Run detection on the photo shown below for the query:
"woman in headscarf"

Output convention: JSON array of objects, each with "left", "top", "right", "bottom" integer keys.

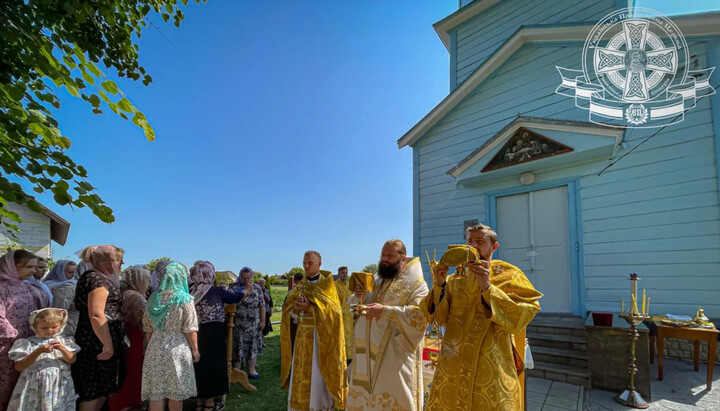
[
  {"left": 229, "top": 267, "right": 265, "bottom": 379},
  {"left": 146, "top": 259, "right": 171, "bottom": 300},
  {"left": 142, "top": 262, "right": 199, "bottom": 411},
  {"left": 71, "top": 245, "right": 126, "bottom": 411},
  {"left": 44, "top": 259, "right": 80, "bottom": 335},
  {"left": 190, "top": 261, "right": 250, "bottom": 411},
  {"left": 25, "top": 256, "right": 52, "bottom": 307},
  {"left": 0, "top": 249, "right": 40, "bottom": 409},
  {"left": 109, "top": 265, "right": 151, "bottom": 411}
]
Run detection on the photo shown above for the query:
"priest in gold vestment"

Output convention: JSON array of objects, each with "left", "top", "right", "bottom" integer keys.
[
  {"left": 335, "top": 266, "right": 354, "bottom": 363},
  {"left": 347, "top": 239, "right": 429, "bottom": 411},
  {"left": 281, "top": 251, "right": 347, "bottom": 411},
  {"left": 421, "top": 224, "right": 542, "bottom": 410}
]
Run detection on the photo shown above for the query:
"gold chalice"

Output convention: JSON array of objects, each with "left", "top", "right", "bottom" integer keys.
[{"left": 349, "top": 271, "right": 374, "bottom": 316}]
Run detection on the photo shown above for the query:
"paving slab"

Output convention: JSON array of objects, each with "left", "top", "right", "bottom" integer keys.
[{"left": 585, "top": 359, "right": 720, "bottom": 410}]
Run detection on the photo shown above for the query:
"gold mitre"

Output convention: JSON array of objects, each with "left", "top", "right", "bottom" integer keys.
[
  {"left": 439, "top": 244, "right": 480, "bottom": 267},
  {"left": 349, "top": 271, "right": 374, "bottom": 290}
]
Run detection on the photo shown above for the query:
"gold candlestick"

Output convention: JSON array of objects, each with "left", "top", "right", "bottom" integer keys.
[{"left": 616, "top": 273, "right": 649, "bottom": 409}]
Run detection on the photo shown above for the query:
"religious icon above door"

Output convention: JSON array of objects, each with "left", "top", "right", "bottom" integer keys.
[{"left": 481, "top": 127, "right": 573, "bottom": 172}]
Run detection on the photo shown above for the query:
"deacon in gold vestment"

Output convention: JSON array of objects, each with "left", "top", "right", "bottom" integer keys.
[
  {"left": 335, "top": 266, "right": 354, "bottom": 362},
  {"left": 348, "top": 240, "right": 429, "bottom": 411},
  {"left": 281, "top": 251, "right": 347, "bottom": 411},
  {"left": 421, "top": 224, "right": 542, "bottom": 411}
]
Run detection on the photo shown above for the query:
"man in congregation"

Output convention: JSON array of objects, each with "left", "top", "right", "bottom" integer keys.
[
  {"left": 347, "top": 239, "right": 428, "bottom": 410},
  {"left": 335, "top": 265, "right": 354, "bottom": 365},
  {"left": 421, "top": 224, "right": 542, "bottom": 410},
  {"left": 281, "top": 251, "right": 346, "bottom": 411}
]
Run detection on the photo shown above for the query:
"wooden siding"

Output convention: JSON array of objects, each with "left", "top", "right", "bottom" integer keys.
[
  {"left": 0, "top": 203, "right": 52, "bottom": 258},
  {"left": 414, "top": 41, "right": 720, "bottom": 318},
  {"left": 454, "top": 0, "right": 616, "bottom": 86}
]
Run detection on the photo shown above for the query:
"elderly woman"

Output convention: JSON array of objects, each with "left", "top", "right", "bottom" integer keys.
[
  {"left": 142, "top": 262, "right": 199, "bottom": 411},
  {"left": 109, "top": 265, "right": 151, "bottom": 411},
  {"left": 230, "top": 267, "right": 265, "bottom": 379},
  {"left": 44, "top": 259, "right": 80, "bottom": 335},
  {"left": 190, "top": 261, "right": 249, "bottom": 411},
  {"left": 0, "top": 250, "right": 40, "bottom": 409},
  {"left": 71, "top": 245, "right": 126, "bottom": 411}
]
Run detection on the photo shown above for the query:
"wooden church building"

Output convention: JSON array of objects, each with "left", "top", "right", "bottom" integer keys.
[{"left": 400, "top": 0, "right": 720, "bottom": 322}]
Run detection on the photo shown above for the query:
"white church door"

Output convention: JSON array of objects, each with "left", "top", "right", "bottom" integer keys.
[{"left": 496, "top": 186, "right": 572, "bottom": 313}]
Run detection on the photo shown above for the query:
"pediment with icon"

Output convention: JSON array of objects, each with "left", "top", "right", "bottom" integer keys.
[{"left": 481, "top": 127, "right": 573, "bottom": 172}]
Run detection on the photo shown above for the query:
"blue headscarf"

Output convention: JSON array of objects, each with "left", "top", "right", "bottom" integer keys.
[
  {"left": 146, "top": 262, "right": 194, "bottom": 330},
  {"left": 43, "top": 259, "right": 77, "bottom": 288}
]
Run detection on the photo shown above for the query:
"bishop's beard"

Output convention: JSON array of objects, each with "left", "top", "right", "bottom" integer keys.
[{"left": 377, "top": 260, "right": 403, "bottom": 279}]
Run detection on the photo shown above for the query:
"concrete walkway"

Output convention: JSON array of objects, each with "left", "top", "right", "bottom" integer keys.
[
  {"left": 527, "top": 377, "right": 584, "bottom": 411},
  {"left": 585, "top": 359, "right": 720, "bottom": 410}
]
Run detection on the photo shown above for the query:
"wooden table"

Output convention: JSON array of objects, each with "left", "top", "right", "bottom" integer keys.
[{"left": 655, "top": 322, "right": 718, "bottom": 390}]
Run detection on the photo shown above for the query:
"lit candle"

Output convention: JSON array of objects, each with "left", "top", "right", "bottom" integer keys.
[{"left": 642, "top": 289, "right": 646, "bottom": 314}]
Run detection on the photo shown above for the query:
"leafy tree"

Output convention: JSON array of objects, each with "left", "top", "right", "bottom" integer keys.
[
  {"left": 362, "top": 263, "right": 378, "bottom": 274},
  {"left": 0, "top": 0, "right": 202, "bottom": 232},
  {"left": 284, "top": 267, "right": 305, "bottom": 277},
  {"left": 147, "top": 256, "right": 171, "bottom": 271}
]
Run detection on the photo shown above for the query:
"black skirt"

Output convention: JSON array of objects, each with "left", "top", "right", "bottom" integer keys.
[{"left": 194, "top": 322, "right": 229, "bottom": 398}]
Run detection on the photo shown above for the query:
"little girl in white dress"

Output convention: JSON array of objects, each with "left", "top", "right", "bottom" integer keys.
[{"left": 8, "top": 308, "right": 80, "bottom": 410}]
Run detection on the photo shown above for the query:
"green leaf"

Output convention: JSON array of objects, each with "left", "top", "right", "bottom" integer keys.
[
  {"left": 28, "top": 123, "right": 45, "bottom": 136},
  {"left": 87, "top": 61, "right": 102, "bottom": 77},
  {"left": 101, "top": 80, "right": 119, "bottom": 94},
  {"left": 88, "top": 94, "right": 101, "bottom": 108},
  {"left": 38, "top": 178, "right": 53, "bottom": 189},
  {"left": 65, "top": 82, "right": 80, "bottom": 97},
  {"left": 117, "top": 98, "right": 134, "bottom": 113},
  {"left": 81, "top": 70, "right": 95, "bottom": 85}
]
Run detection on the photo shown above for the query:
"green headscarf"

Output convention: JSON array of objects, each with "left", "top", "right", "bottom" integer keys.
[{"left": 146, "top": 261, "right": 194, "bottom": 330}]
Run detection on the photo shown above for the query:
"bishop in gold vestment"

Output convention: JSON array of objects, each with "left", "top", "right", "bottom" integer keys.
[
  {"left": 348, "top": 240, "right": 429, "bottom": 411},
  {"left": 421, "top": 225, "right": 542, "bottom": 410},
  {"left": 281, "top": 251, "right": 347, "bottom": 411}
]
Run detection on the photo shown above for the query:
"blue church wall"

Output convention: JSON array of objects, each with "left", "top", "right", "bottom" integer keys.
[{"left": 413, "top": 40, "right": 720, "bottom": 317}]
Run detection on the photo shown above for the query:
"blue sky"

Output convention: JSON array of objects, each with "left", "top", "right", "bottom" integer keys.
[{"left": 35, "top": 0, "right": 720, "bottom": 275}]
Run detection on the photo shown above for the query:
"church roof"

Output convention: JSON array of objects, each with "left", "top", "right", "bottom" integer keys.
[{"left": 398, "top": 12, "right": 720, "bottom": 149}]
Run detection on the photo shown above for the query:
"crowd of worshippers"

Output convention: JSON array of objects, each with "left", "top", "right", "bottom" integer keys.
[
  {"left": 281, "top": 225, "right": 543, "bottom": 411},
  {"left": 0, "top": 245, "right": 273, "bottom": 411}
]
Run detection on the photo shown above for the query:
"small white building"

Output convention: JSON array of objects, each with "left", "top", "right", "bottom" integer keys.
[{"left": 0, "top": 202, "right": 70, "bottom": 258}]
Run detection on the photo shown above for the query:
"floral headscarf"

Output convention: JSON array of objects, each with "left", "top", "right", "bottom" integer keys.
[
  {"left": 122, "top": 265, "right": 151, "bottom": 295},
  {"left": 146, "top": 262, "right": 194, "bottom": 330},
  {"left": 149, "top": 259, "right": 171, "bottom": 293},
  {"left": 43, "top": 259, "right": 77, "bottom": 288},
  {"left": 29, "top": 307, "right": 68, "bottom": 337},
  {"left": 189, "top": 261, "right": 215, "bottom": 304},
  {"left": 0, "top": 251, "right": 24, "bottom": 285}
]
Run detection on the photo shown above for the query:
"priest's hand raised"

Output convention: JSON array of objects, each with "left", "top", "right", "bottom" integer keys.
[
  {"left": 294, "top": 295, "right": 311, "bottom": 312},
  {"left": 363, "top": 303, "right": 383, "bottom": 320},
  {"left": 432, "top": 264, "right": 449, "bottom": 287},
  {"left": 467, "top": 260, "right": 491, "bottom": 291}
]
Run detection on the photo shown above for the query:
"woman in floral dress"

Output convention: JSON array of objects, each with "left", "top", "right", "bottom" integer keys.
[
  {"left": 230, "top": 267, "right": 265, "bottom": 378},
  {"left": 0, "top": 250, "right": 40, "bottom": 409},
  {"left": 142, "top": 262, "right": 199, "bottom": 411}
]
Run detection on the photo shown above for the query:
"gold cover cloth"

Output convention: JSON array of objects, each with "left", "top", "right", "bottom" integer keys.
[
  {"left": 420, "top": 260, "right": 542, "bottom": 410},
  {"left": 281, "top": 271, "right": 347, "bottom": 410},
  {"left": 335, "top": 279, "right": 355, "bottom": 361},
  {"left": 348, "top": 258, "right": 429, "bottom": 411}
]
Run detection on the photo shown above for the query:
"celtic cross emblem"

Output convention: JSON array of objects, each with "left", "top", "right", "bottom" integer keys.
[{"left": 593, "top": 20, "right": 678, "bottom": 102}]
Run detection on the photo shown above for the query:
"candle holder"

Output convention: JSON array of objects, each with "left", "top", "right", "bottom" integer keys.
[
  {"left": 616, "top": 274, "right": 649, "bottom": 409},
  {"left": 424, "top": 322, "right": 443, "bottom": 370}
]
